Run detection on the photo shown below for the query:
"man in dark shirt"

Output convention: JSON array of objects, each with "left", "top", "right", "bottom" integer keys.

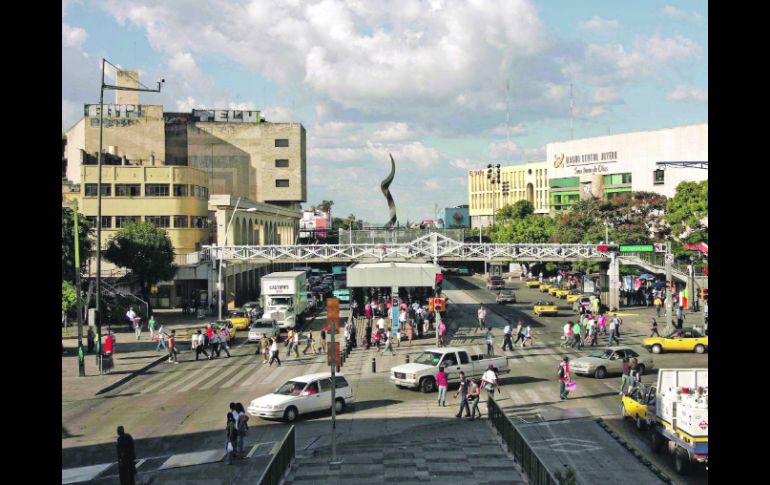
[
  {"left": 454, "top": 371, "right": 471, "bottom": 418},
  {"left": 116, "top": 426, "right": 136, "bottom": 485}
]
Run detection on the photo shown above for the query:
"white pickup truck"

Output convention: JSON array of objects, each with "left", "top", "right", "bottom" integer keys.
[{"left": 390, "top": 347, "right": 510, "bottom": 393}]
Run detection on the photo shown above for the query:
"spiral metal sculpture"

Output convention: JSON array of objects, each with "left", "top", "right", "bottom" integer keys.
[{"left": 380, "top": 153, "right": 398, "bottom": 227}]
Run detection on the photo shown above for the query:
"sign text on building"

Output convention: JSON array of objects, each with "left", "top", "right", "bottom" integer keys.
[
  {"left": 85, "top": 104, "right": 143, "bottom": 118},
  {"left": 192, "top": 109, "right": 262, "bottom": 124}
]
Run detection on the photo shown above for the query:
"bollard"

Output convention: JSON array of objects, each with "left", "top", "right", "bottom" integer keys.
[
  {"left": 372, "top": 357, "right": 376, "bottom": 373},
  {"left": 336, "top": 365, "right": 340, "bottom": 373},
  {"left": 406, "top": 354, "right": 410, "bottom": 363},
  {"left": 341, "top": 351, "right": 345, "bottom": 366}
]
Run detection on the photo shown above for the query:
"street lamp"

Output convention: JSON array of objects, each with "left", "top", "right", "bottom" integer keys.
[
  {"left": 95, "top": 59, "right": 163, "bottom": 374},
  {"left": 218, "top": 197, "right": 257, "bottom": 321}
]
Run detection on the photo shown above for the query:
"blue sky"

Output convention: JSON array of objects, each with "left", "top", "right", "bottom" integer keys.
[{"left": 63, "top": 0, "right": 707, "bottom": 223}]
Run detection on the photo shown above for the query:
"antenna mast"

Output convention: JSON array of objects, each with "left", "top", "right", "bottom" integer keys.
[
  {"left": 506, "top": 79, "right": 511, "bottom": 165},
  {"left": 570, "top": 82, "right": 574, "bottom": 140}
]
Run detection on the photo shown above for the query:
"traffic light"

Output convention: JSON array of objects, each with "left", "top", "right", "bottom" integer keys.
[
  {"left": 502, "top": 181, "right": 510, "bottom": 196},
  {"left": 597, "top": 245, "right": 609, "bottom": 252},
  {"left": 700, "top": 288, "right": 708, "bottom": 300}
]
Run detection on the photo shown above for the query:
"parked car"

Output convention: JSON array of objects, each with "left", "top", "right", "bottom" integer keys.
[
  {"left": 539, "top": 283, "right": 552, "bottom": 293},
  {"left": 525, "top": 278, "right": 540, "bottom": 288},
  {"left": 248, "top": 318, "right": 277, "bottom": 343},
  {"left": 569, "top": 347, "right": 654, "bottom": 379},
  {"left": 457, "top": 267, "right": 471, "bottom": 276},
  {"left": 247, "top": 373, "right": 354, "bottom": 422},
  {"left": 390, "top": 347, "right": 509, "bottom": 392},
  {"left": 496, "top": 290, "right": 517, "bottom": 304},
  {"left": 566, "top": 292, "right": 585, "bottom": 303},
  {"left": 487, "top": 275, "right": 506, "bottom": 291},
  {"left": 642, "top": 328, "right": 708, "bottom": 354}
]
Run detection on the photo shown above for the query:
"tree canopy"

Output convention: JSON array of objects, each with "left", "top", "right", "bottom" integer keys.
[
  {"left": 62, "top": 207, "right": 94, "bottom": 283},
  {"left": 103, "top": 221, "right": 177, "bottom": 313},
  {"left": 666, "top": 181, "right": 708, "bottom": 242},
  {"left": 62, "top": 280, "right": 78, "bottom": 313},
  {"left": 497, "top": 200, "right": 534, "bottom": 221}
]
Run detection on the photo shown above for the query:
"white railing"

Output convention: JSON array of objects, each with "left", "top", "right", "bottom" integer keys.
[{"left": 174, "top": 252, "right": 201, "bottom": 266}]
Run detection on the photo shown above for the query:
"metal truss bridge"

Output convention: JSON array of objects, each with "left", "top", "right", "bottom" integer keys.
[{"left": 202, "top": 232, "right": 667, "bottom": 264}]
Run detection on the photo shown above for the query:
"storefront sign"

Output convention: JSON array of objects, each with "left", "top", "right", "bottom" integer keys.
[{"left": 553, "top": 151, "right": 618, "bottom": 175}]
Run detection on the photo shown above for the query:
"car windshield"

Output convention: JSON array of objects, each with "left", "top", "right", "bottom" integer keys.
[
  {"left": 589, "top": 350, "right": 612, "bottom": 359},
  {"left": 414, "top": 351, "right": 443, "bottom": 365},
  {"left": 251, "top": 322, "right": 274, "bottom": 329},
  {"left": 275, "top": 380, "right": 307, "bottom": 395},
  {"left": 499, "top": 291, "right": 514, "bottom": 296},
  {"left": 229, "top": 312, "right": 246, "bottom": 318}
]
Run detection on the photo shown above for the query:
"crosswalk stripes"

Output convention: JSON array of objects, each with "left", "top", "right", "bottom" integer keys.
[
  {"left": 221, "top": 360, "right": 262, "bottom": 389},
  {"left": 524, "top": 389, "right": 542, "bottom": 404},
  {"left": 199, "top": 360, "right": 256, "bottom": 390},
  {"left": 176, "top": 360, "right": 232, "bottom": 393}
]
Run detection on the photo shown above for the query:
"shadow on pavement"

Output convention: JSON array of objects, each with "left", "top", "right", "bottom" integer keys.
[{"left": 349, "top": 399, "right": 402, "bottom": 412}]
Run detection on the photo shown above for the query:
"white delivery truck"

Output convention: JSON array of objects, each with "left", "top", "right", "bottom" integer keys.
[
  {"left": 390, "top": 347, "right": 509, "bottom": 393},
  {"left": 260, "top": 271, "right": 308, "bottom": 329},
  {"left": 649, "top": 368, "right": 708, "bottom": 475}
]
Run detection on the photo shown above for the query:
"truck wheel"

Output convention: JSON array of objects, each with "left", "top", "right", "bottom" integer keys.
[
  {"left": 695, "top": 344, "right": 706, "bottom": 354},
  {"left": 421, "top": 377, "right": 436, "bottom": 393},
  {"left": 284, "top": 406, "right": 298, "bottom": 423},
  {"left": 675, "top": 447, "right": 693, "bottom": 475},
  {"left": 334, "top": 398, "right": 345, "bottom": 414},
  {"left": 650, "top": 430, "right": 664, "bottom": 454},
  {"left": 594, "top": 367, "right": 607, "bottom": 379},
  {"left": 652, "top": 344, "right": 663, "bottom": 354}
]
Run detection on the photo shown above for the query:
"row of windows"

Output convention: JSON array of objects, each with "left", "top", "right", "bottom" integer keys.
[
  {"left": 603, "top": 173, "right": 632, "bottom": 185},
  {"left": 84, "top": 183, "right": 209, "bottom": 198},
  {"left": 84, "top": 215, "right": 210, "bottom": 229}
]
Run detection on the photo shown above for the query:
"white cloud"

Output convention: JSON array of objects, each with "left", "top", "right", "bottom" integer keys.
[
  {"left": 62, "top": 23, "right": 88, "bottom": 48},
  {"left": 667, "top": 85, "right": 708, "bottom": 103},
  {"left": 579, "top": 16, "right": 619, "bottom": 31},
  {"left": 263, "top": 105, "right": 297, "bottom": 123},
  {"left": 491, "top": 123, "right": 527, "bottom": 136},
  {"left": 62, "top": 99, "right": 83, "bottom": 132},
  {"left": 523, "top": 146, "right": 545, "bottom": 159},
  {"left": 175, "top": 96, "right": 197, "bottom": 112},
  {"left": 371, "top": 122, "right": 416, "bottom": 142},
  {"left": 592, "top": 86, "right": 621, "bottom": 104},
  {"left": 368, "top": 141, "right": 440, "bottom": 169},
  {"left": 662, "top": 5, "right": 703, "bottom": 22},
  {"left": 423, "top": 179, "right": 441, "bottom": 190},
  {"left": 168, "top": 52, "right": 199, "bottom": 77},
  {"left": 488, "top": 141, "right": 523, "bottom": 159},
  {"left": 450, "top": 159, "right": 482, "bottom": 171}
]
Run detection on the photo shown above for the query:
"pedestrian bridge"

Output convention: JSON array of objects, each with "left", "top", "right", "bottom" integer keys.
[{"left": 201, "top": 232, "right": 659, "bottom": 264}]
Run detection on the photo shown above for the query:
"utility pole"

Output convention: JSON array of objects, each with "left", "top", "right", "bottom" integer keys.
[
  {"left": 664, "top": 249, "right": 673, "bottom": 334},
  {"left": 73, "top": 200, "right": 85, "bottom": 377}
]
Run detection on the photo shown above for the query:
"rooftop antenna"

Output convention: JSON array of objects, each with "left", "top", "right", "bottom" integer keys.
[
  {"left": 570, "top": 81, "right": 574, "bottom": 140},
  {"left": 506, "top": 79, "right": 511, "bottom": 165}
]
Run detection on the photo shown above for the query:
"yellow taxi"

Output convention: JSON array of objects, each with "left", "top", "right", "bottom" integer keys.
[
  {"left": 525, "top": 279, "right": 541, "bottom": 288},
  {"left": 556, "top": 288, "right": 572, "bottom": 299},
  {"left": 539, "top": 283, "right": 552, "bottom": 293},
  {"left": 548, "top": 286, "right": 560, "bottom": 296},
  {"left": 533, "top": 300, "right": 558, "bottom": 316},
  {"left": 227, "top": 310, "right": 252, "bottom": 330},
  {"left": 642, "top": 328, "right": 708, "bottom": 354},
  {"left": 566, "top": 291, "right": 585, "bottom": 303},
  {"left": 621, "top": 384, "right": 656, "bottom": 430}
]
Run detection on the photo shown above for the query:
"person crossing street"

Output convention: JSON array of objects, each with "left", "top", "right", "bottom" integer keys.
[
  {"left": 502, "top": 322, "right": 513, "bottom": 351},
  {"left": 477, "top": 304, "right": 487, "bottom": 330}
]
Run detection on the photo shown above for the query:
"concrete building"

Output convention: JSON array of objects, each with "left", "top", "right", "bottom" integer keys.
[
  {"left": 468, "top": 161, "right": 549, "bottom": 228},
  {"left": 546, "top": 124, "right": 708, "bottom": 211},
  {"left": 436, "top": 206, "right": 470, "bottom": 229}
]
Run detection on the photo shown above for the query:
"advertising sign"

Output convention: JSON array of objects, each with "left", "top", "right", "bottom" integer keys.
[
  {"left": 619, "top": 245, "right": 655, "bottom": 253},
  {"left": 326, "top": 298, "right": 339, "bottom": 334}
]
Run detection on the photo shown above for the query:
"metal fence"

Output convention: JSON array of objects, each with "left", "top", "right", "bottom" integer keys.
[
  {"left": 257, "top": 425, "right": 295, "bottom": 485},
  {"left": 339, "top": 228, "right": 469, "bottom": 244},
  {"left": 487, "top": 397, "right": 559, "bottom": 485}
]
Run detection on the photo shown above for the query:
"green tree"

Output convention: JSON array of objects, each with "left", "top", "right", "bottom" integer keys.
[
  {"left": 317, "top": 200, "right": 334, "bottom": 213},
  {"left": 497, "top": 200, "right": 534, "bottom": 221},
  {"left": 62, "top": 280, "right": 79, "bottom": 314},
  {"left": 493, "top": 214, "right": 555, "bottom": 243},
  {"left": 666, "top": 181, "right": 708, "bottom": 242},
  {"left": 103, "top": 222, "right": 177, "bottom": 314},
  {"left": 62, "top": 207, "right": 94, "bottom": 283}
]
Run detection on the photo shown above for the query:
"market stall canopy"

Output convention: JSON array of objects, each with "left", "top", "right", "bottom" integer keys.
[{"left": 347, "top": 262, "right": 441, "bottom": 288}]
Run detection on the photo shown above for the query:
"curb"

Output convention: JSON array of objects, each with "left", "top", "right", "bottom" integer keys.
[
  {"left": 595, "top": 417, "right": 677, "bottom": 485},
  {"left": 95, "top": 354, "right": 169, "bottom": 396}
]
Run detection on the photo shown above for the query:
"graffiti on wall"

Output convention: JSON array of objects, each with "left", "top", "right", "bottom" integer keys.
[
  {"left": 90, "top": 118, "right": 140, "bottom": 128},
  {"left": 85, "top": 104, "right": 144, "bottom": 118},
  {"left": 192, "top": 109, "right": 262, "bottom": 124}
]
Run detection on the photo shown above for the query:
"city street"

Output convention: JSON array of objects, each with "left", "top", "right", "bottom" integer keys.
[{"left": 62, "top": 275, "right": 707, "bottom": 484}]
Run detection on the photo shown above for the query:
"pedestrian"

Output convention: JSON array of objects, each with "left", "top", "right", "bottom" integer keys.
[
  {"left": 416, "top": 307, "right": 424, "bottom": 339},
  {"left": 513, "top": 321, "right": 525, "bottom": 348},
  {"left": 292, "top": 331, "right": 300, "bottom": 358},
  {"left": 654, "top": 295, "right": 663, "bottom": 317},
  {"left": 320, "top": 325, "right": 327, "bottom": 353},
  {"left": 302, "top": 331, "right": 315, "bottom": 355},
  {"left": 620, "top": 355, "right": 630, "bottom": 395},
  {"left": 87, "top": 327, "right": 95, "bottom": 354},
  {"left": 650, "top": 318, "right": 660, "bottom": 337},
  {"left": 438, "top": 320, "right": 447, "bottom": 347},
  {"left": 168, "top": 330, "right": 178, "bottom": 363},
  {"left": 374, "top": 328, "right": 382, "bottom": 350},
  {"left": 598, "top": 313, "right": 607, "bottom": 335},
  {"left": 481, "top": 364, "right": 501, "bottom": 412},
  {"left": 131, "top": 314, "right": 141, "bottom": 340},
  {"left": 572, "top": 321, "right": 583, "bottom": 349},
  {"left": 235, "top": 402, "right": 249, "bottom": 458},
  {"left": 218, "top": 326, "right": 231, "bottom": 357},
  {"left": 502, "top": 322, "right": 513, "bottom": 351},
  {"left": 364, "top": 324, "right": 372, "bottom": 350},
  {"left": 103, "top": 331, "right": 115, "bottom": 374},
  {"left": 607, "top": 318, "right": 617, "bottom": 346},
  {"left": 436, "top": 366, "right": 448, "bottom": 407},
  {"left": 365, "top": 302, "right": 372, "bottom": 323},
  {"left": 195, "top": 330, "right": 210, "bottom": 360},
  {"left": 116, "top": 426, "right": 136, "bottom": 485},
  {"left": 269, "top": 337, "right": 282, "bottom": 366},
  {"left": 676, "top": 305, "right": 685, "bottom": 328},
  {"left": 477, "top": 304, "right": 487, "bottom": 330},
  {"left": 454, "top": 371, "right": 471, "bottom": 418},
  {"left": 286, "top": 328, "right": 295, "bottom": 357},
  {"left": 467, "top": 378, "right": 482, "bottom": 420},
  {"left": 156, "top": 324, "right": 168, "bottom": 352},
  {"left": 210, "top": 330, "right": 221, "bottom": 358},
  {"left": 259, "top": 336, "right": 270, "bottom": 363},
  {"left": 485, "top": 328, "right": 494, "bottom": 356},
  {"left": 558, "top": 357, "right": 571, "bottom": 400},
  {"left": 225, "top": 413, "right": 237, "bottom": 465},
  {"left": 148, "top": 314, "right": 156, "bottom": 341},
  {"left": 523, "top": 324, "right": 533, "bottom": 347},
  {"left": 380, "top": 331, "right": 395, "bottom": 356},
  {"left": 350, "top": 321, "right": 357, "bottom": 349},
  {"left": 593, "top": 297, "right": 600, "bottom": 315},
  {"left": 407, "top": 320, "right": 414, "bottom": 346},
  {"left": 628, "top": 358, "right": 641, "bottom": 393},
  {"left": 126, "top": 307, "right": 136, "bottom": 333},
  {"left": 588, "top": 321, "right": 598, "bottom": 347},
  {"left": 352, "top": 299, "right": 359, "bottom": 319}
]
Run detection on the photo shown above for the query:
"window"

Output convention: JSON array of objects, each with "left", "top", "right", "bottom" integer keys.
[
  {"left": 319, "top": 378, "right": 332, "bottom": 392},
  {"left": 201, "top": 186, "right": 209, "bottom": 198},
  {"left": 84, "top": 184, "right": 111, "bottom": 196},
  {"left": 654, "top": 169, "right": 665, "bottom": 185},
  {"left": 145, "top": 184, "right": 170, "bottom": 197},
  {"left": 276, "top": 179, "right": 290, "bottom": 187},
  {"left": 85, "top": 216, "right": 97, "bottom": 228},
  {"left": 275, "top": 159, "right": 289, "bottom": 168},
  {"left": 622, "top": 173, "right": 632, "bottom": 184},
  {"left": 100, "top": 216, "right": 112, "bottom": 229},
  {"left": 146, "top": 216, "right": 170, "bottom": 228},
  {"left": 115, "top": 184, "right": 141, "bottom": 197},
  {"left": 274, "top": 139, "right": 289, "bottom": 147},
  {"left": 192, "top": 185, "right": 209, "bottom": 198},
  {"left": 174, "top": 216, "right": 189, "bottom": 228},
  {"left": 305, "top": 382, "right": 319, "bottom": 394},
  {"left": 441, "top": 353, "right": 457, "bottom": 367},
  {"left": 549, "top": 177, "right": 579, "bottom": 189},
  {"left": 458, "top": 352, "right": 469, "bottom": 365},
  {"left": 191, "top": 216, "right": 209, "bottom": 228},
  {"left": 173, "top": 184, "right": 189, "bottom": 196},
  {"left": 334, "top": 376, "right": 349, "bottom": 389},
  {"left": 602, "top": 173, "right": 632, "bottom": 185},
  {"left": 115, "top": 216, "right": 140, "bottom": 228}
]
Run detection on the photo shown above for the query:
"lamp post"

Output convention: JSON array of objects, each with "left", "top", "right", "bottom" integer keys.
[
  {"left": 95, "top": 59, "right": 163, "bottom": 374},
  {"left": 218, "top": 197, "right": 257, "bottom": 321}
]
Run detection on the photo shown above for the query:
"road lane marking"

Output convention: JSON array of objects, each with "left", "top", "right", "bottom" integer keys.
[
  {"left": 220, "top": 360, "right": 262, "bottom": 389},
  {"left": 198, "top": 360, "right": 255, "bottom": 390}
]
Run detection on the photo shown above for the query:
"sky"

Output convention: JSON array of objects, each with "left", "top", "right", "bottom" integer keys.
[{"left": 62, "top": 0, "right": 707, "bottom": 224}]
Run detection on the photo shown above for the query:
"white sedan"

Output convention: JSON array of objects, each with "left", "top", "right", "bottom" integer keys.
[{"left": 247, "top": 372, "right": 354, "bottom": 422}]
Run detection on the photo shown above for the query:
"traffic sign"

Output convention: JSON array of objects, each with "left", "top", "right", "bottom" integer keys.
[
  {"left": 699, "top": 420, "right": 708, "bottom": 430},
  {"left": 665, "top": 253, "right": 674, "bottom": 264},
  {"left": 619, "top": 245, "right": 654, "bottom": 252}
]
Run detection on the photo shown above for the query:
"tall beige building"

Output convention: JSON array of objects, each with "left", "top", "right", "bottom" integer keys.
[{"left": 468, "top": 161, "right": 549, "bottom": 228}]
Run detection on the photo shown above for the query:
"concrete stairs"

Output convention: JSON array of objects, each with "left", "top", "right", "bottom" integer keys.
[{"left": 283, "top": 419, "right": 525, "bottom": 485}]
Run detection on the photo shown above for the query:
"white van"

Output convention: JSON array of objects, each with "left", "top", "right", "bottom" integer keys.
[{"left": 247, "top": 372, "right": 354, "bottom": 422}]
